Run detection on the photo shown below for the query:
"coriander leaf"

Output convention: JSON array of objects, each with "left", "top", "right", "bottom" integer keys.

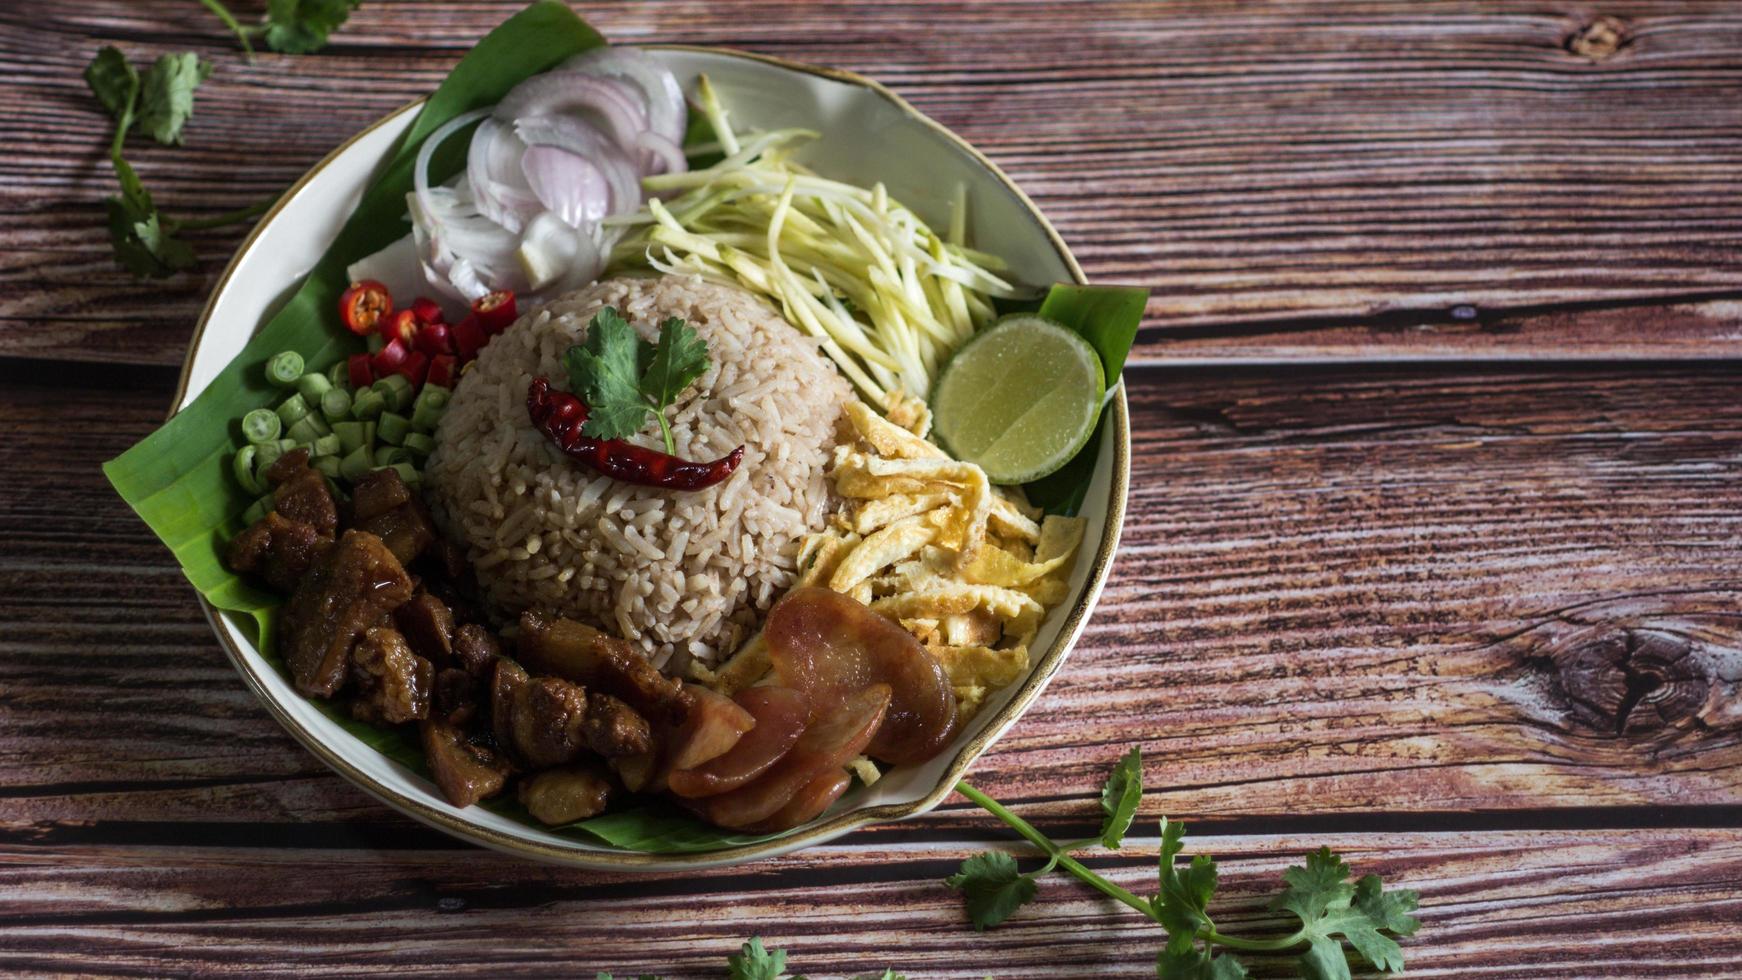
[
  {"left": 638, "top": 316, "right": 709, "bottom": 452},
  {"left": 1156, "top": 947, "right": 1249, "bottom": 980},
  {"left": 263, "top": 0, "right": 362, "bottom": 54},
  {"left": 84, "top": 46, "right": 139, "bottom": 122},
  {"left": 1155, "top": 818, "right": 1217, "bottom": 956},
  {"left": 1273, "top": 848, "right": 1416, "bottom": 979},
  {"left": 1098, "top": 746, "right": 1142, "bottom": 849},
  {"left": 104, "top": 158, "right": 195, "bottom": 279},
  {"left": 640, "top": 317, "right": 710, "bottom": 413},
  {"left": 945, "top": 850, "right": 1038, "bottom": 931},
  {"left": 565, "top": 307, "right": 654, "bottom": 441},
  {"left": 137, "top": 53, "right": 213, "bottom": 146},
  {"left": 726, "top": 937, "right": 787, "bottom": 980},
  {"left": 1352, "top": 873, "right": 1421, "bottom": 939}
]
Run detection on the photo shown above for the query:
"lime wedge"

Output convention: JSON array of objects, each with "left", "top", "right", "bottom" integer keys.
[{"left": 930, "top": 314, "right": 1106, "bottom": 484}]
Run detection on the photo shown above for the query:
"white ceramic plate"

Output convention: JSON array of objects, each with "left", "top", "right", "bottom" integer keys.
[{"left": 177, "top": 46, "right": 1129, "bottom": 869}]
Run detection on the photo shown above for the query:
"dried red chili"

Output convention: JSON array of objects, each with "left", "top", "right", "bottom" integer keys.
[
  {"left": 527, "top": 377, "right": 743, "bottom": 492},
  {"left": 338, "top": 280, "right": 393, "bottom": 336}
]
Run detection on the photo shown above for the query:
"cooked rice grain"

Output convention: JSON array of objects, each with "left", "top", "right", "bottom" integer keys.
[{"left": 424, "top": 275, "right": 851, "bottom": 666}]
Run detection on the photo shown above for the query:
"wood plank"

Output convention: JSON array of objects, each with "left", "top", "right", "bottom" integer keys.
[
  {"left": 2, "top": 828, "right": 1739, "bottom": 977},
  {"left": 6, "top": 361, "right": 1742, "bottom": 833},
  {"left": 6, "top": 2, "right": 1742, "bottom": 366},
  {"left": 1131, "top": 294, "right": 1742, "bottom": 366}
]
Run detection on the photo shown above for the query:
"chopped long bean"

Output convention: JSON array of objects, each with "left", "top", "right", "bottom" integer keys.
[
  {"left": 352, "top": 388, "right": 386, "bottom": 421},
  {"left": 375, "top": 374, "right": 414, "bottom": 411},
  {"left": 377, "top": 411, "right": 411, "bottom": 446},
  {"left": 385, "top": 462, "right": 421, "bottom": 485},
  {"left": 411, "top": 399, "right": 446, "bottom": 432},
  {"left": 286, "top": 413, "right": 329, "bottom": 445},
  {"left": 242, "top": 408, "right": 282, "bottom": 444},
  {"left": 333, "top": 420, "right": 369, "bottom": 455},
  {"left": 294, "top": 371, "right": 332, "bottom": 403},
  {"left": 320, "top": 387, "right": 352, "bottom": 422},
  {"left": 240, "top": 494, "right": 273, "bottom": 526},
  {"left": 339, "top": 445, "right": 373, "bottom": 483},
  {"left": 267, "top": 350, "right": 304, "bottom": 387},
  {"left": 276, "top": 393, "right": 311, "bottom": 426},
  {"left": 231, "top": 446, "right": 263, "bottom": 495},
  {"left": 402, "top": 431, "right": 435, "bottom": 456}
]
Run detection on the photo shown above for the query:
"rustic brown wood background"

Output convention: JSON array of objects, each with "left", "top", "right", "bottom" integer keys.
[{"left": 4, "top": 1, "right": 1742, "bottom": 976}]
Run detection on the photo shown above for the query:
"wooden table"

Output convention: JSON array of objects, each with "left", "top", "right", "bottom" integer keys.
[{"left": 5, "top": 2, "right": 1741, "bottom": 975}]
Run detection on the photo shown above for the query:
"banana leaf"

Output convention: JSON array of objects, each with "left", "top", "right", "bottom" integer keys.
[{"left": 102, "top": 2, "right": 1146, "bottom": 854}]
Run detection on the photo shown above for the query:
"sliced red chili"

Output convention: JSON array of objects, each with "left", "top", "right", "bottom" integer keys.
[
  {"left": 338, "top": 280, "right": 392, "bottom": 336},
  {"left": 414, "top": 321, "right": 453, "bottom": 357},
  {"left": 346, "top": 353, "right": 374, "bottom": 389},
  {"left": 396, "top": 351, "right": 430, "bottom": 388},
  {"left": 527, "top": 377, "right": 743, "bottom": 492},
  {"left": 472, "top": 290, "right": 517, "bottom": 334},
  {"left": 452, "top": 315, "right": 488, "bottom": 362},
  {"left": 409, "top": 297, "right": 445, "bottom": 327},
  {"left": 427, "top": 354, "right": 458, "bottom": 389},
  {"left": 380, "top": 308, "right": 419, "bottom": 346},
  {"left": 372, "top": 336, "right": 410, "bottom": 375}
]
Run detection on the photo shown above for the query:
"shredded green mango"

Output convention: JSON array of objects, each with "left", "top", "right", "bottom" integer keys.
[{"left": 607, "top": 76, "right": 1018, "bottom": 407}]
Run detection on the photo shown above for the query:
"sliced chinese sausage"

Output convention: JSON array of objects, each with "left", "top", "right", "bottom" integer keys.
[
  {"left": 741, "top": 768, "right": 853, "bottom": 834},
  {"left": 765, "top": 586, "right": 957, "bottom": 765},
  {"left": 665, "top": 683, "right": 756, "bottom": 771},
  {"left": 668, "top": 686, "right": 809, "bottom": 799},
  {"left": 695, "top": 683, "right": 891, "bottom": 831}
]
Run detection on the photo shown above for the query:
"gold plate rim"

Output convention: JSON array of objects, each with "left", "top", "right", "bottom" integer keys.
[{"left": 178, "top": 45, "right": 1131, "bottom": 870}]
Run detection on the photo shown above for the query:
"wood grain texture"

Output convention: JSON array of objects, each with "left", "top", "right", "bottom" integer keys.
[
  {"left": 8, "top": 2, "right": 1742, "bottom": 975},
  {"left": 4, "top": 829, "right": 1742, "bottom": 978},
  {"left": 4, "top": 1, "right": 1742, "bottom": 365}
]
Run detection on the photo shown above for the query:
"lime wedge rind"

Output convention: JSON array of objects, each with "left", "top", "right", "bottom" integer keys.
[{"left": 930, "top": 314, "right": 1105, "bottom": 484}]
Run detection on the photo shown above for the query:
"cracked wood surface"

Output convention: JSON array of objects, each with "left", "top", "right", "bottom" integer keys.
[{"left": 5, "top": 0, "right": 1742, "bottom": 976}]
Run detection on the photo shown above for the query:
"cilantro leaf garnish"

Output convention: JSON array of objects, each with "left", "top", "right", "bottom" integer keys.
[
  {"left": 563, "top": 307, "right": 712, "bottom": 453},
  {"left": 944, "top": 850, "right": 1039, "bottom": 931},
  {"left": 1099, "top": 745, "right": 1143, "bottom": 849},
  {"left": 565, "top": 307, "right": 653, "bottom": 441},
  {"left": 726, "top": 937, "right": 787, "bottom": 980},
  {"left": 643, "top": 317, "right": 711, "bottom": 415}
]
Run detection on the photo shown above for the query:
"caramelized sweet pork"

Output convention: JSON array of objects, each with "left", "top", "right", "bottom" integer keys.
[{"left": 227, "top": 470, "right": 967, "bottom": 834}]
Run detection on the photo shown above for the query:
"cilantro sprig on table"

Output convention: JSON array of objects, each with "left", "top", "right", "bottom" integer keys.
[
  {"left": 947, "top": 750, "right": 1422, "bottom": 979},
  {"left": 563, "top": 307, "right": 712, "bottom": 454},
  {"left": 596, "top": 937, "right": 904, "bottom": 980},
  {"left": 83, "top": 46, "right": 274, "bottom": 277},
  {"left": 197, "top": 0, "right": 365, "bottom": 57}
]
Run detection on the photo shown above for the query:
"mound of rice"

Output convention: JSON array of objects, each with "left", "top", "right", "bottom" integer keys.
[{"left": 423, "top": 275, "right": 852, "bottom": 667}]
